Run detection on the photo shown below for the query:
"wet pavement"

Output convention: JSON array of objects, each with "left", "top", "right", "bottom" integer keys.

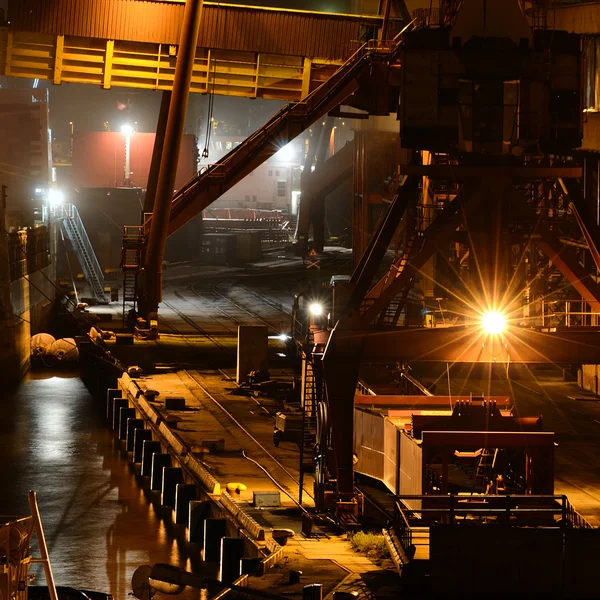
[{"left": 0, "top": 371, "right": 205, "bottom": 599}]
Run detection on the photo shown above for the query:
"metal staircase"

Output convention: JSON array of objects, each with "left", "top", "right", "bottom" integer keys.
[
  {"left": 362, "top": 234, "right": 426, "bottom": 325},
  {"left": 155, "top": 37, "right": 406, "bottom": 237},
  {"left": 53, "top": 203, "right": 107, "bottom": 304}
]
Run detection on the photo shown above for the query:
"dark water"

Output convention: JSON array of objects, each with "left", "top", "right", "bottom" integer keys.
[{"left": 0, "top": 371, "right": 202, "bottom": 599}]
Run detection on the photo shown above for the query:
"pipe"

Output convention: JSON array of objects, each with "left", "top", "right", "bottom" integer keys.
[
  {"left": 144, "top": 0, "right": 204, "bottom": 317},
  {"left": 144, "top": 90, "right": 172, "bottom": 214},
  {"left": 28, "top": 491, "right": 59, "bottom": 600}
]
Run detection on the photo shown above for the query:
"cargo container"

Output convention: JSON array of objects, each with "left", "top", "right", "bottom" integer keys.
[{"left": 199, "top": 233, "right": 238, "bottom": 266}]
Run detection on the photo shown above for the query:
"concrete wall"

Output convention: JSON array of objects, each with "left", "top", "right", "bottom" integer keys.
[
  {"left": 430, "top": 526, "right": 600, "bottom": 599},
  {"left": 580, "top": 364, "right": 599, "bottom": 394},
  {"left": 583, "top": 111, "right": 600, "bottom": 150},
  {"left": 399, "top": 430, "right": 422, "bottom": 510},
  {"left": 236, "top": 325, "right": 268, "bottom": 384}
]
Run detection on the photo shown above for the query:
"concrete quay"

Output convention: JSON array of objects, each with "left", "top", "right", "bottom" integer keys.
[{"left": 111, "top": 367, "right": 395, "bottom": 599}]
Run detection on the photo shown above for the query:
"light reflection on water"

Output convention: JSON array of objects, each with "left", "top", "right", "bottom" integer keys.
[{"left": 0, "top": 371, "right": 205, "bottom": 599}]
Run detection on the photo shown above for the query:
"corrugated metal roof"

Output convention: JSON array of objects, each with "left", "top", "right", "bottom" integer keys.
[{"left": 7, "top": 0, "right": 383, "bottom": 60}]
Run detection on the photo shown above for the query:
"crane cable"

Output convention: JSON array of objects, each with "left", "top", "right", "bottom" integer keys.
[{"left": 202, "top": 3, "right": 221, "bottom": 159}]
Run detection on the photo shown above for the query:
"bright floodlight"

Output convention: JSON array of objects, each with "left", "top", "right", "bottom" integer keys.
[
  {"left": 48, "top": 189, "right": 64, "bottom": 206},
  {"left": 309, "top": 303, "right": 323, "bottom": 316},
  {"left": 121, "top": 124, "right": 134, "bottom": 135},
  {"left": 275, "top": 143, "right": 295, "bottom": 163},
  {"left": 482, "top": 311, "right": 506, "bottom": 335}
]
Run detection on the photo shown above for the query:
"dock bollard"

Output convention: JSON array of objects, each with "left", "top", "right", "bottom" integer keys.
[
  {"left": 175, "top": 484, "right": 196, "bottom": 525},
  {"left": 133, "top": 429, "right": 152, "bottom": 464},
  {"left": 126, "top": 419, "right": 144, "bottom": 452},
  {"left": 241, "top": 558, "right": 262, "bottom": 575},
  {"left": 119, "top": 407, "right": 136, "bottom": 441},
  {"left": 151, "top": 454, "right": 171, "bottom": 491},
  {"left": 141, "top": 440, "right": 161, "bottom": 477},
  {"left": 162, "top": 467, "right": 183, "bottom": 507},
  {"left": 112, "top": 399, "right": 128, "bottom": 431},
  {"left": 203, "top": 519, "right": 227, "bottom": 562},
  {"left": 303, "top": 584, "right": 323, "bottom": 600},
  {"left": 219, "top": 537, "right": 244, "bottom": 582},
  {"left": 106, "top": 389, "right": 121, "bottom": 421},
  {"left": 188, "top": 500, "right": 210, "bottom": 544}
]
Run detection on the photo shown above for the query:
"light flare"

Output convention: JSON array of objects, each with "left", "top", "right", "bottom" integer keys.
[
  {"left": 309, "top": 303, "right": 323, "bottom": 316},
  {"left": 481, "top": 311, "right": 507, "bottom": 335}
]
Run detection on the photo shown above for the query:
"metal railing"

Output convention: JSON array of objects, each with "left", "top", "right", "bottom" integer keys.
[
  {"left": 394, "top": 494, "right": 593, "bottom": 529},
  {"left": 394, "top": 499, "right": 414, "bottom": 550},
  {"left": 541, "top": 299, "right": 600, "bottom": 328}
]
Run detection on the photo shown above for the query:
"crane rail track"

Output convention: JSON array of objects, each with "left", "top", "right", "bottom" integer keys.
[{"left": 158, "top": 293, "right": 315, "bottom": 504}]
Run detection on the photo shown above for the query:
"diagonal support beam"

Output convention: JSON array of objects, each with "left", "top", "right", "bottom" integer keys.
[
  {"left": 536, "top": 227, "right": 600, "bottom": 312},
  {"left": 519, "top": 197, "right": 600, "bottom": 312},
  {"left": 360, "top": 193, "right": 482, "bottom": 326},
  {"left": 346, "top": 176, "right": 419, "bottom": 314},
  {"left": 561, "top": 177, "right": 600, "bottom": 274}
]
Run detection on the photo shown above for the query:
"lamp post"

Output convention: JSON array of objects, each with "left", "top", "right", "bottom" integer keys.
[
  {"left": 121, "top": 124, "right": 134, "bottom": 186},
  {"left": 69, "top": 121, "right": 74, "bottom": 158}
]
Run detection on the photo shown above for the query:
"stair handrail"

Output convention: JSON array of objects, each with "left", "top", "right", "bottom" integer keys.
[
  {"left": 68, "top": 204, "right": 104, "bottom": 286},
  {"left": 59, "top": 203, "right": 106, "bottom": 302},
  {"left": 167, "top": 32, "right": 410, "bottom": 219}
]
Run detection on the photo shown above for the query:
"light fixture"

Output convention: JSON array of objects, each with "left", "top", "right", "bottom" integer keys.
[
  {"left": 48, "top": 189, "right": 64, "bottom": 206},
  {"left": 481, "top": 311, "right": 506, "bottom": 335},
  {"left": 121, "top": 124, "right": 134, "bottom": 135},
  {"left": 309, "top": 303, "right": 323, "bottom": 316}
]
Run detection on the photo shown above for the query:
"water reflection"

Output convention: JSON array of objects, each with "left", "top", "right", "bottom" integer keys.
[{"left": 0, "top": 371, "right": 204, "bottom": 599}]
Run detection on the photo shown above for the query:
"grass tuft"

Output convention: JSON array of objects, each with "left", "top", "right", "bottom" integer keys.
[{"left": 348, "top": 530, "right": 390, "bottom": 560}]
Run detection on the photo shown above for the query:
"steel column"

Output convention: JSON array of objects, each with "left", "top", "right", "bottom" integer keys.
[
  {"left": 310, "top": 117, "right": 334, "bottom": 252},
  {"left": 144, "top": 90, "right": 172, "bottom": 214},
  {"left": 143, "top": 0, "right": 204, "bottom": 317}
]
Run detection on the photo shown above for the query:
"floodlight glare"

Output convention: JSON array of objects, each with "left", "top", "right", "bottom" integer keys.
[
  {"left": 481, "top": 311, "right": 506, "bottom": 335},
  {"left": 309, "top": 303, "right": 323, "bottom": 316},
  {"left": 121, "top": 124, "right": 134, "bottom": 135},
  {"left": 48, "top": 189, "right": 64, "bottom": 206},
  {"left": 275, "top": 143, "right": 295, "bottom": 163}
]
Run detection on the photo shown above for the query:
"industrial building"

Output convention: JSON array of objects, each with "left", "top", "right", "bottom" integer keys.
[{"left": 3, "top": 1, "right": 600, "bottom": 599}]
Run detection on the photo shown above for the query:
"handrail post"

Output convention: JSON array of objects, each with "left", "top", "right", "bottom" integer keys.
[{"left": 28, "top": 491, "right": 58, "bottom": 600}]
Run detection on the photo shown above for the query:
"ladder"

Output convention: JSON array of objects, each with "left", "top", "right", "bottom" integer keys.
[
  {"left": 121, "top": 225, "right": 143, "bottom": 307},
  {"left": 55, "top": 203, "right": 107, "bottom": 304},
  {"left": 300, "top": 353, "right": 321, "bottom": 475},
  {"left": 475, "top": 448, "right": 498, "bottom": 482}
]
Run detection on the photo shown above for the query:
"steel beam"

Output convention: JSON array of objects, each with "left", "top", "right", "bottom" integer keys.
[
  {"left": 2, "top": 28, "right": 342, "bottom": 102},
  {"left": 535, "top": 221, "right": 600, "bottom": 312},
  {"left": 346, "top": 177, "right": 418, "bottom": 317},
  {"left": 335, "top": 325, "right": 600, "bottom": 364},
  {"left": 421, "top": 430, "right": 555, "bottom": 448},
  {"left": 144, "top": 0, "right": 204, "bottom": 316},
  {"left": 166, "top": 74, "right": 363, "bottom": 236},
  {"left": 360, "top": 192, "right": 481, "bottom": 326},
  {"left": 401, "top": 164, "right": 582, "bottom": 179},
  {"left": 563, "top": 177, "right": 600, "bottom": 274}
]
